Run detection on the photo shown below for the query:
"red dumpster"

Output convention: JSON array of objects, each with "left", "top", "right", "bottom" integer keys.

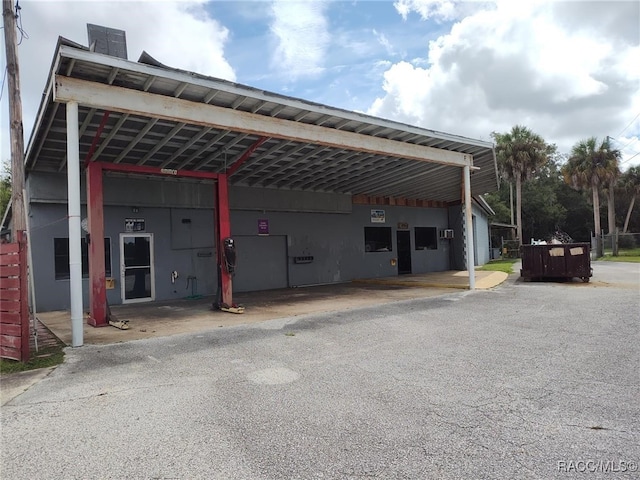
[{"left": 520, "top": 243, "right": 592, "bottom": 282}]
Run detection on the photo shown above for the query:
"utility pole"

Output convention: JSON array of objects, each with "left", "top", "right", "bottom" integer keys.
[{"left": 3, "top": 0, "right": 26, "bottom": 241}]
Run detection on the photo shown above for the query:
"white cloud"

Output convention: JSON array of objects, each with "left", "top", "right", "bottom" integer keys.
[
  {"left": 1, "top": 0, "right": 235, "bottom": 163},
  {"left": 393, "top": 0, "right": 460, "bottom": 21},
  {"left": 269, "top": 0, "right": 330, "bottom": 78},
  {"left": 373, "top": 29, "right": 395, "bottom": 56},
  {"left": 369, "top": 0, "right": 640, "bottom": 166}
]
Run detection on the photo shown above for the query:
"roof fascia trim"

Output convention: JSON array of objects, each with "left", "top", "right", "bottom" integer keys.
[
  {"left": 54, "top": 75, "right": 472, "bottom": 167},
  {"left": 57, "top": 45, "right": 493, "bottom": 150}
]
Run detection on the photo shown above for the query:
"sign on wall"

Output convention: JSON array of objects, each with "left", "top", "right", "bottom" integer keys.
[
  {"left": 125, "top": 218, "right": 145, "bottom": 232},
  {"left": 258, "top": 219, "right": 269, "bottom": 235},
  {"left": 370, "top": 209, "right": 385, "bottom": 223}
]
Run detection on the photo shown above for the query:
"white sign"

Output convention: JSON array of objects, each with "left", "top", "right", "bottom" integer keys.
[
  {"left": 125, "top": 218, "right": 145, "bottom": 232},
  {"left": 370, "top": 209, "right": 385, "bottom": 223}
]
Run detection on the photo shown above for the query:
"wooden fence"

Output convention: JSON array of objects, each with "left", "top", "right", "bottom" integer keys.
[{"left": 0, "top": 240, "right": 29, "bottom": 362}]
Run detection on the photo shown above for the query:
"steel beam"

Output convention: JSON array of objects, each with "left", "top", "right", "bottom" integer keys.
[
  {"left": 227, "top": 136, "right": 268, "bottom": 177},
  {"left": 97, "top": 161, "right": 219, "bottom": 180},
  {"left": 86, "top": 161, "right": 107, "bottom": 327},
  {"left": 84, "top": 111, "right": 111, "bottom": 166}
]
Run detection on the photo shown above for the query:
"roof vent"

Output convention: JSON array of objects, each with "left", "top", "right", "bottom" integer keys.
[{"left": 87, "top": 24, "right": 127, "bottom": 60}]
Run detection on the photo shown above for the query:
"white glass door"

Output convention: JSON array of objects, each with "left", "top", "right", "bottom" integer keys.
[{"left": 120, "top": 233, "right": 155, "bottom": 303}]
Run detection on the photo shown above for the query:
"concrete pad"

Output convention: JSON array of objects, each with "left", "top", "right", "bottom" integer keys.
[
  {"left": 38, "top": 283, "right": 458, "bottom": 346},
  {"left": 354, "top": 270, "right": 508, "bottom": 289},
  {"left": 36, "top": 271, "right": 509, "bottom": 347},
  {"left": 0, "top": 367, "right": 56, "bottom": 406}
]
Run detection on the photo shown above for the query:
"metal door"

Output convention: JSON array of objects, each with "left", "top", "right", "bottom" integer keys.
[
  {"left": 396, "top": 230, "right": 412, "bottom": 274},
  {"left": 120, "top": 233, "right": 155, "bottom": 303}
]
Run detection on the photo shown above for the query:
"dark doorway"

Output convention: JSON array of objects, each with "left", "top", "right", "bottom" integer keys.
[{"left": 396, "top": 230, "right": 412, "bottom": 274}]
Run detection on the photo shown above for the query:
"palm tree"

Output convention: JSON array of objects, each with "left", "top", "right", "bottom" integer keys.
[
  {"left": 620, "top": 166, "right": 640, "bottom": 233},
  {"left": 561, "top": 137, "right": 620, "bottom": 257},
  {"left": 492, "top": 125, "right": 551, "bottom": 246}
]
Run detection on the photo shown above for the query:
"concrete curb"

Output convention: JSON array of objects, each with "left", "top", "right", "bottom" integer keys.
[{"left": 1, "top": 367, "right": 56, "bottom": 406}]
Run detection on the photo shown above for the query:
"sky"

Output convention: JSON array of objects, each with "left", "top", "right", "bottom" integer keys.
[{"left": 1, "top": 0, "right": 639, "bottom": 173}]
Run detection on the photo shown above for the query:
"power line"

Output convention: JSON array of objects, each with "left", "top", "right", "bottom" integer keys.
[
  {"left": 0, "top": 66, "right": 6, "bottom": 102},
  {"left": 616, "top": 111, "right": 640, "bottom": 138},
  {"left": 621, "top": 150, "right": 640, "bottom": 165},
  {"left": 15, "top": 0, "right": 28, "bottom": 45},
  {"left": 616, "top": 136, "right": 638, "bottom": 151}
]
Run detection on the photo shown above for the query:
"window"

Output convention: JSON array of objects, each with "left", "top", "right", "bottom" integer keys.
[
  {"left": 364, "top": 227, "right": 392, "bottom": 252},
  {"left": 54, "top": 237, "right": 112, "bottom": 280},
  {"left": 415, "top": 227, "right": 438, "bottom": 250}
]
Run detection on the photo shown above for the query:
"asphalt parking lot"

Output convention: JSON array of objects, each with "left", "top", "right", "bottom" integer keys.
[{"left": 1, "top": 262, "right": 638, "bottom": 479}]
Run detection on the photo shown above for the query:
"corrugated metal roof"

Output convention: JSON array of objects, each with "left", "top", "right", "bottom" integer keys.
[{"left": 25, "top": 38, "right": 498, "bottom": 203}]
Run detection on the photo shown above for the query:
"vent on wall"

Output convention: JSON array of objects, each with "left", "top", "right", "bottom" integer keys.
[{"left": 439, "top": 229, "right": 454, "bottom": 239}]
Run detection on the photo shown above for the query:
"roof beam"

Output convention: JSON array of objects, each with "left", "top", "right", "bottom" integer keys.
[
  {"left": 136, "top": 122, "right": 186, "bottom": 165},
  {"left": 113, "top": 118, "right": 159, "bottom": 164},
  {"left": 164, "top": 127, "right": 214, "bottom": 169},
  {"left": 54, "top": 75, "right": 471, "bottom": 168},
  {"left": 230, "top": 140, "right": 294, "bottom": 183},
  {"left": 186, "top": 130, "right": 232, "bottom": 170},
  {"left": 196, "top": 133, "right": 249, "bottom": 171},
  {"left": 290, "top": 151, "right": 365, "bottom": 190},
  {"left": 258, "top": 147, "right": 332, "bottom": 186},
  {"left": 57, "top": 107, "right": 97, "bottom": 171},
  {"left": 245, "top": 143, "right": 312, "bottom": 186}
]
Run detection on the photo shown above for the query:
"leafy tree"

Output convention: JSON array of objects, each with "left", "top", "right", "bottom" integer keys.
[
  {"left": 0, "top": 162, "right": 10, "bottom": 223},
  {"left": 485, "top": 157, "right": 591, "bottom": 243},
  {"left": 561, "top": 137, "right": 621, "bottom": 256},
  {"left": 619, "top": 166, "right": 640, "bottom": 233},
  {"left": 520, "top": 161, "right": 567, "bottom": 242},
  {"left": 492, "top": 125, "right": 552, "bottom": 246}
]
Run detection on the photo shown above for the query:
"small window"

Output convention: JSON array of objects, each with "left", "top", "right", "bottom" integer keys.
[
  {"left": 54, "top": 237, "right": 112, "bottom": 280},
  {"left": 364, "top": 227, "right": 392, "bottom": 252},
  {"left": 415, "top": 227, "right": 438, "bottom": 250}
]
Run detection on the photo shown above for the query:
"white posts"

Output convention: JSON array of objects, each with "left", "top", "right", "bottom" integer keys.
[
  {"left": 464, "top": 164, "right": 476, "bottom": 290},
  {"left": 66, "top": 101, "right": 83, "bottom": 347}
]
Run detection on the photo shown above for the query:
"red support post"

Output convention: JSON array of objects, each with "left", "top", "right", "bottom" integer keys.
[
  {"left": 86, "top": 162, "right": 108, "bottom": 327},
  {"left": 216, "top": 174, "right": 233, "bottom": 306}
]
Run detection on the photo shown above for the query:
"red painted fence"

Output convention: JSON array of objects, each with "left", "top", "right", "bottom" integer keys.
[{"left": 0, "top": 240, "right": 29, "bottom": 362}]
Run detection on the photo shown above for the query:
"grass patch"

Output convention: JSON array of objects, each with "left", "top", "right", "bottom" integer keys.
[
  {"left": 600, "top": 248, "right": 640, "bottom": 263},
  {"left": 600, "top": 255, "right": 640, "bottom": 263},
  {"left": 0, "top": 346, "right": 65, "bottom": 376},
  {"left": 478, "top": 258, "right": 519, "bottom": 274}
]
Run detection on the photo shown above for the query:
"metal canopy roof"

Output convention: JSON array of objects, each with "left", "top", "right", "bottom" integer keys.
[{"left": 25, "top": 38, "right": 498, "bottom": 203}]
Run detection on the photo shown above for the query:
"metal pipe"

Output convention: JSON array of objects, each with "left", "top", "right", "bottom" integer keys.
[
  {"left": 464, "top": 164, "right": 475, "bottom": 290},
  {"left": 66, "top": 101, "right": 84, "bottom": 347}
]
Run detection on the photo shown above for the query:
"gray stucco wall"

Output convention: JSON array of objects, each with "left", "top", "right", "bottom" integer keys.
[
  {"left": 447, "top": 205, "right": 465, "bottom": 271},
  {"left": 447, "top": 203, "right": 491, "bottom": 269},
  {"left": 26, "top": 172, "right": 479, "bottom": 311},
  {"left": 473, "top": 204, "right": 491, "bottom": 266}
]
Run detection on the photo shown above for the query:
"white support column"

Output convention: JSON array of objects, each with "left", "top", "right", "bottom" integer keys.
[
  {"left": 464, "top": 164, "right": 476, "bottom": 290},
  {"left": 66, "top": 101, "right": 83, "bottom": 347}
]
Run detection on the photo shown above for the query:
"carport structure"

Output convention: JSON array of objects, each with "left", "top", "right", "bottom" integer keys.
[{"left": 25, "top": 38, "right": 497, "bottom": 346}]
